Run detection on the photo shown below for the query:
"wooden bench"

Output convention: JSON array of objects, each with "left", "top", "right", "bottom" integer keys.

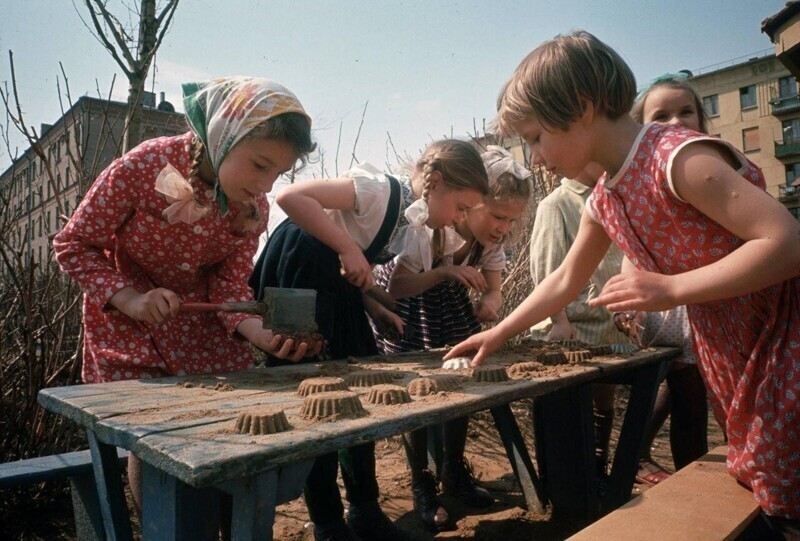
[
  {"left": 567, "top": 446, "right": 761, "bottom": 541},
  {"left": 0, "top": 448, "right": 129, "bottom": 541}
]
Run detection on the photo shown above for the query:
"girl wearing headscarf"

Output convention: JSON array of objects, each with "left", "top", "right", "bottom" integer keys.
[{"left": 55, "top": 76, "right": 320, "bottom": 384}]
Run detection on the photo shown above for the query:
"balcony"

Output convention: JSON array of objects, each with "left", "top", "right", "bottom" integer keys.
[
  {"left": 775, "top": 139, "right": 800, "bottom": 158},
  {"left": 770, "top": 95, "right": 800, "bottom": 115}
]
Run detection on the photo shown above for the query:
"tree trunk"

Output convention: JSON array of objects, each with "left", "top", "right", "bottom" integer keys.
[{"left": 122, "top": 0, "right": 157, "bottom": 152}]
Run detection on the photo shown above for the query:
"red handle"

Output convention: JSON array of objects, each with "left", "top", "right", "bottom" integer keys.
[{"left": 180, "top": 302, "right": 228, "bottom": 312}]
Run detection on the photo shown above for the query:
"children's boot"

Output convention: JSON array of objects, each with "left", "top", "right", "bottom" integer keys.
[
  {"left": 440, "top": 457, "right": 493, "bottom": 508},
  {"left": 312, "top": 520, "right": 362, "bottom": 541},
  {"left": 346, "top": 500, "right": 410, "bottom": 541},
  {"left": 411, "top": 468, "right": 452, "bottom": 532}
]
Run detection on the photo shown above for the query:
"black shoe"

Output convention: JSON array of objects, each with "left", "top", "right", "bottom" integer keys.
[
  {"left": 313, "top": 520, "right": 362, "bottom": 541},
  {"left": 441, "top": 458, "right": 493, "bottom": 509},
  {"left": 411, "top": 469, "right": 452, "bottom": 532},
  {"left": 346, "top": 501, "right": 409, "bottom": 541}
]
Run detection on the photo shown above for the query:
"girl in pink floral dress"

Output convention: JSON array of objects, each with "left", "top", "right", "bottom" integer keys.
[
  {"left": 55, "top": 77, "right": 320, "bottom": 384},
  {"left": 54, "top": 77, "right": 321, "bottom": 521},
  {"left": 447, "top": 31, "right": 800, "bottom": 536}
]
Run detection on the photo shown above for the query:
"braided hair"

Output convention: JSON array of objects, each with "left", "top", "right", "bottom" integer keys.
[{"left": 414, "top": 139, "right": 489, "bottom": 262}]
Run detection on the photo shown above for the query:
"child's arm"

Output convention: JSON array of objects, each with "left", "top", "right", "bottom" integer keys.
[
  {"left": 592, "top": 142, "right": 800, "bottom": 311},
  {"left": 445, "top": 214, "right": 612, "bottom": 366},
  {"left": 473, "top": 268, "right": 502, "bottom": 322},
  {"left": 276, "top": 179, "right": 373, "bottom": 289},
  {"left": 387, "top": 261, "right": 487, "bottom": 299},
  {"left": 362, "top": 292, "right": 405, "bottom": 338}
]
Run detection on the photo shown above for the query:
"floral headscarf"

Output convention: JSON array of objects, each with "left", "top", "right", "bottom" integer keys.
[{"left": 182, "top": 76, "right": 310, "bottom": 214}]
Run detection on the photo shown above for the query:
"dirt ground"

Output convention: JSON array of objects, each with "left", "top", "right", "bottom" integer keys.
[{"left": 270, "top": 393, "right": 726, "bottom": 541}]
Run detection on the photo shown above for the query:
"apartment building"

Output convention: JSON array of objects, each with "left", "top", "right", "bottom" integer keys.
[
  {"left": 688, "top": 52, "right": 800, "bottom": 218},
  {"left": 0, "top": 93, "right": 186, "bottom": 266}
]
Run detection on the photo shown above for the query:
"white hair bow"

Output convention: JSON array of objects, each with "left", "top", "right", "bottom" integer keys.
[{"left": 482, "top": 145, "right": 531, "bottom": 183}]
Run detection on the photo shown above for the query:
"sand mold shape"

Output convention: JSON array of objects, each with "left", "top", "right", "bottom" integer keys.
[
  {"left": 507, "top": 361, "right": 546, "bottom": 378},
  {"left": 469, "top": 365, "right": 509, "bottom": 382},
  {"left": 407, "top": 374, "right": 462, "bottom": 396},
  {"left": 366, "top": 384, "right": 412, "bottom": 405},
  {"left": 441, "top": 357, "right": 471, "bottom": 370},
  {"left": 564, "top": 349, "right": 593, "bottom": 363},
  {"left": 300, "top": 391, "right": 366, "bottom": 421},
  {"left": 345, "top": 370, "right": 395, "bottom": 387},
  {"left": 536, "top": 351, "right": 568, "bottom": 365},
  {"left": 234, "top": 407, "right": 290, "bottom": 435},
  {"left": 297, "top": 376, "right": 347, "bottom": 397}
]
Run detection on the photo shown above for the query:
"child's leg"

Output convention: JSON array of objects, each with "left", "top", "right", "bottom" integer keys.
[
  {"left": 441, "top": 417, "right": 493, "bottom": 508},
  {"left": 593, "top": 383, "right": 616, "bottom": 478},
  {"left": 341, "top": 443, "right": 409, "bottom": 540},
  {"left": 640, "top": 380, "right": 671, "bottom": 461},
  {"left": 402, "top": 429, "right": 451, "bottom": 532},
  {"left": 303, "top": 453, "right": 346, "bottom": 527},
  {"left": 635, "top": 379, "right": 673, "bottom": 484},
  {"left": 666, "top": 363, "right": 708, "bottom": 469},
  {"left": 339, "top": 442, "right": 379, "bottom": 505}
]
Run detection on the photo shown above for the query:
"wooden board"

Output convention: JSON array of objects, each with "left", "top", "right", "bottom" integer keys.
[{"left": 567, "top": 446, "right": 761, "bottom": 541}]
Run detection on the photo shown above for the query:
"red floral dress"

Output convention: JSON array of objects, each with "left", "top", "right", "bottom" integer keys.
[
  {"left": 589, "top": 123, "right": 800, "bottom": 519},
  {"left": 54, "top": 132, "right": 268, "bottom": 383}
]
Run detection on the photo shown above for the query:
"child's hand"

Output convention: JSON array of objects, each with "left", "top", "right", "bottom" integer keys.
[
  {"left": 443, "top": 328, "right": 505, "bottom": 367},
  {"left": 440, "top": 266, "right": 487, "bottom": 293},
  {"left": 589, "top": 269, "right": 677, "bottom": 312},
  {"left": 548, "top": 319, "right": 574, "bottom": 341},
  {"left": 237, "top": 319, "right": 323, "bottom": 362},
  {"left": 373, "top": 309, "right": 406, "bottom": 341},
  {"left": 473, "top": 300, "right": 499, "bottom": 323},
  {"left": 613, "top": 311, "right": 645, "bottom": 348},
  {"left": 110, "top": 286, "right": 180, "bottom": 324},
  {"left": 339, "top": 247, "right": 373, "bottom": 290}
]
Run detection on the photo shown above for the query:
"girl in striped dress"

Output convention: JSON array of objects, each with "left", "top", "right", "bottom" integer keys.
[
  {"left": 250, "top": 139, "right": 489, "bottom": 541},
  {"left": 373, "top": 146, "right": 531, "bottom": 532}
]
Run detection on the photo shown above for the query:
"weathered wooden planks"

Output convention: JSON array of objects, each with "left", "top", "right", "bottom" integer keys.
[{"left": 39, "top": 347, "right": 678, "bottom": 488}]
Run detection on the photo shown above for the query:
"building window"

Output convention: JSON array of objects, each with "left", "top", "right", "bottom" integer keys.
[
  {"left": 740, "top": 85, "right": 757, "bottom": 109},
  {"left": 779, "top": 76, "right": 798, "bottom": 99},
  {"left": 783, "top": 119, "right": 800, "bottom": 143},
  {"left": 742, "top": 127, "right": 760, "bottom": 152},
  {"left": 703, "top": 94, "right": 719, "bottom": 117},
  {"left": 786, "top": 163, "right": 800, "bottom": 186}
]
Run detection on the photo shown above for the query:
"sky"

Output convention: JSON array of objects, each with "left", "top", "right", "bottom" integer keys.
[{"left": 0, "top": 0, "right": 787, "bottom": 177}]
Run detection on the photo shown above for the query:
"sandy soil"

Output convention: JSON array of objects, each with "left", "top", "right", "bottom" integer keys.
[{"left": 271, "top": 394, "right": 726, "bottom": 541}]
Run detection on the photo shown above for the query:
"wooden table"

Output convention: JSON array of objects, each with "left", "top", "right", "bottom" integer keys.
[{"left": 38, "top": 344, "right": 676, "bottom": 541}]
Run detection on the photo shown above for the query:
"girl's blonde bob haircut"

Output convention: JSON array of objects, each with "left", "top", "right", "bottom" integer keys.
[{"left": 497, "top": 30, "right": 637, "bottom": 136}]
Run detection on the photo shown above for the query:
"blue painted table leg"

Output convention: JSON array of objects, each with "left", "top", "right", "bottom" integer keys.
[
  {"left": 532, "top": 384, "right": 598, "bottom": 524},
  {"left": 490, "top": 403, "right": 548, "bottom": 514},
  {"left": 216, "top": 460, "right": 314, "bottom": 541},
  {"left": 140, "top": 461, "right": 219, "bottom": 541},
  {"left": 86, "top": 430, "right": 133, "bottom": 541}
]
